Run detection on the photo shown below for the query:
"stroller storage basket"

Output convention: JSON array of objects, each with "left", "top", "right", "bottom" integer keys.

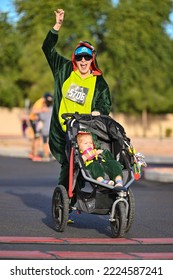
[{"left": 77, "top": 189, "right": 118, "bottom": 214}]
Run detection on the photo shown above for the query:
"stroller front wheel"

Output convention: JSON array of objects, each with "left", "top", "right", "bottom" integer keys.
[
  {"left": 52, "top": 185, "right": 69, "bottom": 232},
  {"left": 110, "top": 201, "right": 127, "bottom": 238}
]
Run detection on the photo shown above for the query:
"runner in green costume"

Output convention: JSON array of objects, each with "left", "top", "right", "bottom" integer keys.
[{"left": 42, "top": 9, "right": 112, "bottom": 191}]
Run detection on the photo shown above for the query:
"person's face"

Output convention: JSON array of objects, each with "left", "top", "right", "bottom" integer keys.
[
  {"left": 78, "top": 135, "right": 94, "bottom": 152},
  {"left": 75, "top": 55, "right": 92, "bottom": 77}
]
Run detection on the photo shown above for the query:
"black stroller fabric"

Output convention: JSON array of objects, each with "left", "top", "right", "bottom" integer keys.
[
  {"left": 63, "top": 113, "right": 135, "bottom": 214},
  {"left": 70, "top": 114, "right": 134, "bottom": 167},
  {"left": 71, "top": 113, "right": 129, "bottom": 144}
]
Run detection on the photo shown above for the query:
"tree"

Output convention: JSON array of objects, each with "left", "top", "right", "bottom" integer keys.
[
  {"left": 104, "top": 0, "right": 173, "bottom": 114},
  {"left": 1, "top": 0, "right": 173, "bottom": 115},
  {"left": 0, "top": 13, "right": 23, "bottom": 107}
]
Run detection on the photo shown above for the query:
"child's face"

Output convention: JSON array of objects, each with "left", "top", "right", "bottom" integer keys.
[{"left": 78, "top": 135, "right": 94, "bottom": 152}]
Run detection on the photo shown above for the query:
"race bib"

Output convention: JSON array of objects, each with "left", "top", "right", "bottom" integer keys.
[{"left": 66, "top": 84, "right": 89, "bottom": 104}]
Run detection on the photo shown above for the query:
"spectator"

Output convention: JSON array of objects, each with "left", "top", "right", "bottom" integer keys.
[
  {"left": 28, "top": 93, "right": 52, "bottom": 162},
  {"left": 39, "top": 94, "right": 53, "bottom": 161},
  {"left": 20, "top": 108, "right": 29, "bottom": 137}
]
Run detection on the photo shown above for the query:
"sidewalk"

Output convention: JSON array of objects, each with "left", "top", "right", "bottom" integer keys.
[
  {"left": 0, "top": 135, "right": 31, "bottom": 158},
  {"left": 0, "top": 135, "right": 173, "bottom": 183}
]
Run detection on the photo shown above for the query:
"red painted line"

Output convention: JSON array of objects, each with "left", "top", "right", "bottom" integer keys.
[
  {"left": 0, "top": 236, "right": 64, "bottom": 244},
  {"left": 133, "top": 238, "right": 173, "bottom": 245},
  {"left": 54, "top": 251, "right": 173, "bottom": 260},
  {"left": 1, "top": 251, "right": 172, "bottom": 260},
  {"left": 64, "top": 238, "right": 137, "bottom": 244},
  {"left": 0, "top": 236, "right": 173, "bottom": 245},
  {"left": 49, "top": 251, "right": 135, "bottom": 259},
  {"left": 132, "top": 252, "right": 173, "bottom": 260},
  {"left": 0, "top": 250, "right": 54, "bottom": 259},
  {"left": 62, "top": 237, "right": 173, "bottom": 245}
]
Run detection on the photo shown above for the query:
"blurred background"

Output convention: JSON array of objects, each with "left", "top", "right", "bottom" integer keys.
[{"left": 0, "top": 0, "right": 173, "bottom": 139}]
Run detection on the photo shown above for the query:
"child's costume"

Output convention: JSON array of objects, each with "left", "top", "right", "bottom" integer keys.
[{"left": 83, "top": 148, "right": 123, "bottom": 181}]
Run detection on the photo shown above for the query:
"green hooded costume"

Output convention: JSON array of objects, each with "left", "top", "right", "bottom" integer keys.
[{"left": 42, "top": 28, "right": 112, "bottom": 189}]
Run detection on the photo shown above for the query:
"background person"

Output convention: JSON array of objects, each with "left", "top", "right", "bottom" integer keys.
[
  {"left": 20, "top": 108, "right": 29, "bottom": 138},
  {"left": 39, "top": 94, "right": 53, "bottom": 161},
  {"left": 28, "top": 92, "right": 52, "bottom": 162}
]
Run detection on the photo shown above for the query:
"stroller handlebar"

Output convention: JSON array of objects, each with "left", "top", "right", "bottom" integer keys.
[
  {"left": 61, "top": 112, "right": 110, "bottom": 121},
  {"left": 61, "top": 113, "right": 77, "bottom": 120}
]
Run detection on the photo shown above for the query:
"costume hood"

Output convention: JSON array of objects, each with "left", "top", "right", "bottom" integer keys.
[{"left": 72, "top": 41, "right": 102, "bottom": 76}]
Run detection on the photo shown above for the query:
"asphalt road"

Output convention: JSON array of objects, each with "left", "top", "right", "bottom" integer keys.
[{"left": 0, "top": 156, "right": 173, "bottom": 259}]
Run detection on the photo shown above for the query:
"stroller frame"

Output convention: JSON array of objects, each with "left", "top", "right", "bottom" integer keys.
[{"left": 52, "top": 113, "right": 136, "bottom": 238}]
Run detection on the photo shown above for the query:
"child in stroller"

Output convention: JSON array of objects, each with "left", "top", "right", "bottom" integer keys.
[
  {"left": 76, "top": 131, "right": 124, "bottom": 187},
  {"left": 52, "top": 113, "right": 146, "bottom": 237}
]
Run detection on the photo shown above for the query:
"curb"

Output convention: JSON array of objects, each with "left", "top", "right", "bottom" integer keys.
[
  {"left": 143, "top": 167, "right": 173, "bottom": 183},
  {"left": 0, "top": 147, "right": 29, "bottom": 158},
  {"left": 145, "top": 156, "right": 173, "bottom": 164}
]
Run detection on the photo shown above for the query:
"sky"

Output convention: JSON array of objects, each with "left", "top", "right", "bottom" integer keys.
[
  {"left": 0, "top": 0, "right": 17, "bottom": 21},
  {"left": 0, "top": 0, "right": 13, "bottom": 11}
]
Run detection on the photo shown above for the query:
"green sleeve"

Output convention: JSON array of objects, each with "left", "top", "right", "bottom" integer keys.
[
  {"left": 92, "top": 76, "right": 112, "bottom": 115},
  {"left": 42, "top": 29, "right": 69, "bottom": 77}
]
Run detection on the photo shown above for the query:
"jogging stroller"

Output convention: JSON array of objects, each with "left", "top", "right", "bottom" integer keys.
[{"left": 52, "top": 113, "right": 146, "bottom": 238}]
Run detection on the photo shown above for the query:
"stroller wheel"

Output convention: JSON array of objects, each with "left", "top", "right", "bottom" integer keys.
[
  {"left": 126, "top": 188, "right": 135, "bottom": 233},
  {"left": 52, "top": 185, "right": 69, "bottom": 232},
  {"left": 110, "top": 201, "right": 127, "bottom": 238}
]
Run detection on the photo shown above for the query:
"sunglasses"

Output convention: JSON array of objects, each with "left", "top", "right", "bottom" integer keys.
[{"left": 75, "top": 55, "right": 92, "bottom": 61}]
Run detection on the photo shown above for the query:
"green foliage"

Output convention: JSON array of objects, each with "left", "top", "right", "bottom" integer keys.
[
  {"left": 0, "top": 12, "right": 23, "bottom": 107},
  {"left": 0, "top": 0, "right": 173, "bottom": 114},
  {"left": 105, "top": 0, "right": 173, "bottom": 113}
]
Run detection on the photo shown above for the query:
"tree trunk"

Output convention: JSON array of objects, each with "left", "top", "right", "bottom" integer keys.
[{"left": 142, "top": 109, "right": 148, "bottom": 137}]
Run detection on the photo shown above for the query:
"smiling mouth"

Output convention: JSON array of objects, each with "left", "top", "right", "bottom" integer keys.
[{"left": 80, "top": 64, "right": 87, "bottom": 69}]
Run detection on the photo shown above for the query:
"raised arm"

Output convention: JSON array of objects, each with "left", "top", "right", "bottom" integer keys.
[
  {"left": 42, "top": 9, "right": 68, "bottom": 76},
  {"left": 53, "top": 9, "right": 65, "bottom": 31}
]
